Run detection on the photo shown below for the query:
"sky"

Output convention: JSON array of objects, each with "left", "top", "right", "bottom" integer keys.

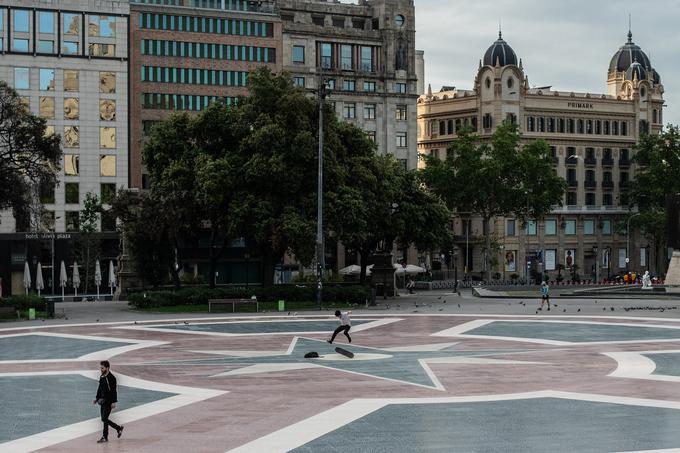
[{"left": 413, "top": 0, "right": 680, "bottom": 125}]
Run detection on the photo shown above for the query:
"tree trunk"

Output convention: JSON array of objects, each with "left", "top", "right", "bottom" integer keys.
[
  {"left": 260, "top": 249, "right": 279, "bottom": 287},
  {"left": 208, "top": 228, "right": 227, "bottom": 289},
  {"left": 85, "top": 243, "right": 90, "bottom": 294},
  {"left": 484, "top": 215, "right": 492, "bottom": 281}
]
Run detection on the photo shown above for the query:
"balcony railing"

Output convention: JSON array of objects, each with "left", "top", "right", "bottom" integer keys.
[
  {"left": 619, "top": 158, "right": 631, "bottom": 167},
  {"left": 602, "top": 157, "right": 614, "bottom": 166},
  {"left": 584, "top": 157, "right": 597, "bottom": 166},
  {"left": 567, "top": 179, "right": 578, "bottom": 188},
  {"left": 584, "top": 180, "right": 597, "bottom": 189},
  {"left": 602, "top": 180, "right": 614, "bottom": 189}
]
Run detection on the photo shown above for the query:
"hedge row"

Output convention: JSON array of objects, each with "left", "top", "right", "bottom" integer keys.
[
  {"left": 0, "top": 293, "right": 46, "bottom": 311},
  {"left": 127, "top": 285, "right": 371, "bottom": 309}
]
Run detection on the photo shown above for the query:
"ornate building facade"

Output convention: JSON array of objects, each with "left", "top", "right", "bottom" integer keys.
[{"left": 417, "top": 30, "right": 665, "bottom": 281}]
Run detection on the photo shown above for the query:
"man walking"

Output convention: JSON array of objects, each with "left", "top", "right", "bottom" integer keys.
[
  {"left": 93, "top": 360, "right": 124, "bottom": 443},
  {"left": 327, "top": 310, "right": 352, "bottom": 344},
  {"left": 539, "top": 281, "right": 551, "bottom": 311}
]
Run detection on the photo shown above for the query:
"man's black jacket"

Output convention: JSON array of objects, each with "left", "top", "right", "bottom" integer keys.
[{"left": 96, "top": 372, "right": 118, "bottom": 404}]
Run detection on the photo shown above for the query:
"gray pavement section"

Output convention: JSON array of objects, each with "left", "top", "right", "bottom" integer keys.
[
  {"left": 648, "top": 352, "right": 680, "bottom": 377},
  {"left": 156, "top": 320, "right": 370, "bottom": 334},
  {"left": 0, "top": 335, "right": 133, "bottom": 361},
  {"left": 465, "top": 320, "right": 680, "bottom": 343},
  {"left": 0, "top": 374, "right": 174, "bottom": 443},
  {"left": 292, "top": 398, "right": 680, "bottom": 453}
]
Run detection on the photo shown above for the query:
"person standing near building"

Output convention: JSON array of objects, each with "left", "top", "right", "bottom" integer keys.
[
  {"left": 327, "top": 310, "right": 352, "bottom": 344},
  {"left": 539, "top": 281, "right": 551, "bottom": 311},
  {"left": 93, "top": 360, "right": 124, "bottom": 443}
]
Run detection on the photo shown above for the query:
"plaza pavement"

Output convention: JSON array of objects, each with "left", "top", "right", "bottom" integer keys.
[{"left": 2, "top": 289, "right": 680, "bottom": 452}]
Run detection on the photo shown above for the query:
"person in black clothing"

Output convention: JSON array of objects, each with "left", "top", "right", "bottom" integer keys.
[{"left": 92, "top": 360, "right": 124, "bottom": 443}]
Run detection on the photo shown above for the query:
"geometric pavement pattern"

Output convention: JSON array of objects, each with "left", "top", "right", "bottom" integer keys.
[{"left": 3, "top": 314, "right": 680, "bottom": 452}]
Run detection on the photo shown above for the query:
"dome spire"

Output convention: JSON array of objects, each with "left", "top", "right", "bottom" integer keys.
[
  {"left": 627, "top": 14, "right": 633, "bottom": 43},
  {"left": 498, "top": 20, "right": 502, "bottom": 40}
]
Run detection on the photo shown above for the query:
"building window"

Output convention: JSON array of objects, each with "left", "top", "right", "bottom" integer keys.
[
  {"left": 586, "top": 119, "right": 593, "bottom": 134},
  {"left": 13, "top": 10, "right": 30, "bottom": 32},
  {"left": 538, "top": 117, "right": 545, "bottom": 132},
  {"left": 62, "top": 41, "right": 78, "bottom": 55},
  {"left": 483, "top": 113, "right": 493, "bottom": 129},
  {"left": 65, "top": 211, "right": 80, "bottom": 232},
  {"left": 526, "top": 220, "right": 537, "bottom": 236},
  {"left": 38, "top": 40, "right": 54, "bottom": 53},
  {"left": 39, "top": 97, "right": 54, "bottom": 119},
  {"left": 14, "top": 68, "right": 29, "bottom": 89},
  {"left": 603, "top": 120, "right": 610, "bottom": 135},
  {"left": 602, "top": 220, "right": 612, "bottom": 235},
  {"left": 363, "top": 81, "right": 376, "bottom": 92},
  {"left": 366, "top": 130, "right": 376, "bottom": 142},
  {"left": 398, "top": 159, "right": 408, "bottom": 170},
  {"left": 595, "top": 120, "right": 602, "bottom": 134},
  {"left": 320, "top": 42, "right": 332, "bottom": 69},
  {"left": 585, "top": 192, "right": 596, "bottom": 206},
  {"left": 65, "top": 182, "right": 79, "bottom": 204},
  {"left": 506, "top": 219, "right": 515, "bottom": 236},
  {"left": 100, "top": 100, "right": 116, "bottom": 121},
  {"left": 567, "top": 118, "right": 575, "bottom": 133},
  {"left": 621, "top": 121, "right": 628, "bottom": 136},
  {"left": 293, "top": 76, "right": 305, "bottom": 87},
  {"left": 547, "top": 117, "right": 555, "bottom": 132},
  {"left": 544, "top": 219, "right": 557, "bottom": 235},
  {"left": 396, "top": 105, "right": 407, "bottom": 120},
  {"left": 100, "top": 155, "right": 116, "bottom": 177},
  {"left": 439, "top": 121, "right": 446, "bottom": 135},
  {"left": 396, "top": 132, "right": 407, "bottom": 147},
  {"left": 447, "top": 119, "right": 454, "bottom": 134},
  {"left": 612, "top": 121, "right": 619, "bottom": 135},
  {"left": 40, "top": 184, "right": 55, "bottom": 204},
  {"left": 64, "top": 154, "right": 79, "bottom": 176},
  {"left": 564, "top": 220, "right": 576, "bottom": 235},
  {"left": 64, "top": 98, "right": 79, "bottom": 120},
  {"left": 63, "top": 13, "right": 80, "bottom": 35},
  {"left": 100, "top": 127, "right": 116, "bottom": 148},
  {"left": 64, "top": 126, "right": 80, "bottom": 147},
  {"left": 88, "top": 15, "right": 116, "bottom": 37},
  {"left": 343, "top": 79, "right": 355, "bottom": 91},
  {"left": 364, "top": 103, "right": 376, "bottom": 119},
  {"left": 39, "top": 11, "right": 55, "bottom": 34},
  {"left": 100, "top": 72, "right": 116, "bottom": 93},
  {"left": 603, "top": 193, "right": 613, "bottom": 206},
  {"left": 341, "top": 44, "right": 352, "bottom": 70},
  {"left": 566, "top": 192, "right": 577, "bottom": 205},
  {"left": 343, "top": 102, "right": 356, "bottom": 118},
  {"left": 395, "top": 82, "right": 406, "bottom": 94},
  {"left": 527, "top": 116, "right": 535, "bottom": 132},
  {"left": 292, "top": 45, "right": 305, "bottom": 63},
  {"left": 100, "top": 183, "right": 116, "bottom": 204},
  {"left": 89, "top": 43, "right": 116, "bottom": 56},
  {"left": 577, "top": 119, "right": 584, "bottom": 134},
  {"left": 12, "top": 38, "right": 29, "bottom": 52},
  {"left": 557, "top": 118, "right": 565, "bottom": 133},
  {"left": 584, "top": 219, "right": 595, "bottom": 235},
  {"left": 360, "top": 46, "right": 373, "bottom": 71},
  {"left": 38, "top": 69, "right": 55, "bottom": 91}
]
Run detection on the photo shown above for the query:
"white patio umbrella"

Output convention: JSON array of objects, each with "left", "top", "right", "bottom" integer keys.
[
  {"left": 94, "top": 259, "right": 102, "bottom": 300},
  {"left": 339, "top": 264, "right": 361, "bottom": 276},
  {"left": 59, "top": 260, "right": 67, "bottom": 300},
  {"left": 108, "top": 260, "right": 116, "bottom": 295},
  {"left": 72, "top": 262, "right": 80, "bottom": 298},
  {"left": 393, "top": 263, "right": 427, "bottom": 275},
  {"left": 23, "top": 261, "right": 31, "bottom": 294},
  {"left": 35, "top": 263, "right": 44, "bottom": 296}
]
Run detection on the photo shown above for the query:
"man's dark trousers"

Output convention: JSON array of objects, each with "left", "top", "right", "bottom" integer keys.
[{"left": 101, "top": 402, "right": 121, "bottom": 439}]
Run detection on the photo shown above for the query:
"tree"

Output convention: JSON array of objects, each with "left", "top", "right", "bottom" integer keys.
[
  {"left": 142, "top": 105, "right": 240, "bottom": 288},
  {"left": 630, "top": 125, "right": 680, "bottom": 273},
  {"left": 110, "top": 190, "right": 174, "bottom": 288},
  {"left": 77, "top": 193, "right": 102, "bottom": 293},
  {"left": 421, "top": 122, "right": 566, "bottom": 278},
  {"left": 0, "top": 81, "right": 61, "bottom": 222}
]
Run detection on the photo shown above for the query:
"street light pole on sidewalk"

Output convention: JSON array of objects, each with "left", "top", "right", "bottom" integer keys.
[{"left": 316, "top": 74, "right": 328, "bottom": 309}]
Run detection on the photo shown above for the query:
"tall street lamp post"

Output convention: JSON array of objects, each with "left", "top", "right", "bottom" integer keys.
[{"left": 316, "top": 75, "right": 328, "bottom": 309}]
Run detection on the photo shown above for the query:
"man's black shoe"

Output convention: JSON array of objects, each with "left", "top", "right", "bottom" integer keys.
[
  {"left": 117, "top": 426, "right": 124, "bottom": 438},
  {"left": 97, "top": 437, "right": 108, "bottom": 443}
]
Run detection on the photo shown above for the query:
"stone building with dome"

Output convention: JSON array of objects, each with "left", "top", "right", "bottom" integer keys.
[{"left": 417, "top": 30, "right": 666, "bottom": 281}]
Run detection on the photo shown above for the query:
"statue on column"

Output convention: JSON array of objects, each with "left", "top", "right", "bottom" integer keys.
[{"left": 396, "top": 37, "right": 407, "bottom": 71}]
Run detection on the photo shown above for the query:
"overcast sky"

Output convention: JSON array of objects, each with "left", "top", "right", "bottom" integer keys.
[{"left": 414, "top": 0, "right": 680, "bottom": 125}]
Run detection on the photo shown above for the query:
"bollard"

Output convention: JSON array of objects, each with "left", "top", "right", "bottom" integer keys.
[
  {"left": 28, "top": 308, "right": 35, "bottom": 320},
  {"left": 278, "top": 300, "right": 285, "bottom": 312}
]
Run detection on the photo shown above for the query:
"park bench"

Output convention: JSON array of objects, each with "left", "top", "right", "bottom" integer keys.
[
  {"left": 0, "top": 306, "right": 16, "bottom": 318},
  {"left": 208, "top": 298, "right": 258, "bottom": 313}
]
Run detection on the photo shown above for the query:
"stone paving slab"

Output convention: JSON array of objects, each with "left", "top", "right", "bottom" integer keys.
[{"left": 0, "top": 334, "right": 134, "bottom": 361}]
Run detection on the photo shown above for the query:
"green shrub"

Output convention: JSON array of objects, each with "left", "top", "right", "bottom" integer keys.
[
  {"left": 2, "top": 293, "right": 46, "bottom": 311},
  {"left": 127, "top": 284, "right": 371, "bottom": 309}
]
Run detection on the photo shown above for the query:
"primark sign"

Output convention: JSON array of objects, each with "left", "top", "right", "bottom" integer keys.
[{"left": 567, "top": 102, "right": 595, "bottom": 109}]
